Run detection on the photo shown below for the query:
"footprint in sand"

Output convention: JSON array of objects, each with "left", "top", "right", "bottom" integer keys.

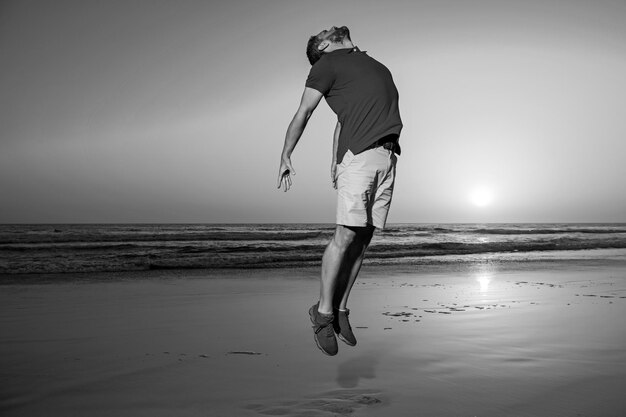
[{"left": 246, "top": 389, "right": 384, "bottom": 416}]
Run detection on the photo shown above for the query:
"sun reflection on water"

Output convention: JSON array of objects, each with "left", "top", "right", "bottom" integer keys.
[
  {"left": 476, "top": 273, "right": 492, "bottom": 293},
  {"left": 472, "top": 263, "right": 497, "bottom": 294}
]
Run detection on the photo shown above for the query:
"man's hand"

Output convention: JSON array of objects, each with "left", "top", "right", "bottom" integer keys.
[
  {"left": 331, "top": 160, "right": 337, "bottom": 189},
  {"left": 277, "top": 157, "right": 296, "bottom": 192}
]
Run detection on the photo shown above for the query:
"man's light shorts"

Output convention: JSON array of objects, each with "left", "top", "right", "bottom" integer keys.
[{"left": 336, "top": 146, "right": 397, "bottom": 229}]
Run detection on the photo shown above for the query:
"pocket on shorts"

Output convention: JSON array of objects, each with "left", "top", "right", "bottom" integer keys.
[
  {"left": 336, "top": 150, "right": 355, "bottom": 182},
  {"left": 339, "top": 150, "right": 355, "bottom": 168}
]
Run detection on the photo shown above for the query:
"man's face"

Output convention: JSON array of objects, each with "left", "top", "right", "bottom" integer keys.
[{"left": 317, "top": 26, "right": 350, "bottom": 44}]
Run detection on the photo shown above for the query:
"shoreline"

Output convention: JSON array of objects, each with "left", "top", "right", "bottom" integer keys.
[{"left": 2, "top": 247, "right": 626, "bottom": 284}]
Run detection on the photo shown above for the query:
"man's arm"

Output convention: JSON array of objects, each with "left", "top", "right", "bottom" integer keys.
[
  {"left": 331, "top": 121, "right": 341, "bottom": 189},
  {"left": 277, "top": 87, "right": 324, "bottom": 192}
]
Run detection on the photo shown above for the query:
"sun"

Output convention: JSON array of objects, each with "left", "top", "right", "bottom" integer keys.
[{"left": 469, "top": 186, "right": 494, "bottom": 207}]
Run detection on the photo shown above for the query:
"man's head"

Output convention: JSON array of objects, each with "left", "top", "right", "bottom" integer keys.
[{"left": 306, "top": 26, "right": 352, "bottom": 65}]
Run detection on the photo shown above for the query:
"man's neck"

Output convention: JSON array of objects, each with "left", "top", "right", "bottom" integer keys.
[{"left": 325, "top": 40, "right": 355, "bottom": 53}]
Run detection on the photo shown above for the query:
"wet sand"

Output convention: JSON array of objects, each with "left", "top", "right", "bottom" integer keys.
[{"left": 1, "top": 260, "right": 626, "bottom": 416}]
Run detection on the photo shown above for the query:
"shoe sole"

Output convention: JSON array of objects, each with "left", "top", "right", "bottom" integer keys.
[{"left": 309, "top": 306, "right": 337, "bottom": 356}]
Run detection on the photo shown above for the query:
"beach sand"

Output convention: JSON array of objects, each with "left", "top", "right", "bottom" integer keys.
[{"left": 1, "top": 260, "right": 626, "bottom": 416}]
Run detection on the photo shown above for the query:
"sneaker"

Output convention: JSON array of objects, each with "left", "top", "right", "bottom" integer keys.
[
  {"left": 334, "top": 308, "right": 357, "bottom": 346},
  {"left": 309, "top": 303, "right": 338, "bottom": 356}
]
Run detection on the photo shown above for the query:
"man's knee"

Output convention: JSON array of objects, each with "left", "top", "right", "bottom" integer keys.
[
  {"left": 333, "top": 224, "right": 374, "bottom": 250},
  {"left": 332, "top": 225, "right": 357, "bottom": 251}
]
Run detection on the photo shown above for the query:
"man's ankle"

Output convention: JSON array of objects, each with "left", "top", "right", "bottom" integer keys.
[{"left": 317, "top": 305, "right": 333, "bottom": 316}]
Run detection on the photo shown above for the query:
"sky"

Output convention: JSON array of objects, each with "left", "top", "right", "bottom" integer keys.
[{"left": 1, "top": 0, "right": 625, "bottom": 224}]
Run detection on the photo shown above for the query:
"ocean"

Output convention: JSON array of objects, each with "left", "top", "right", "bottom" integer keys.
[{"left": 1, "top": 223, "right": 626, "bottom": 275}]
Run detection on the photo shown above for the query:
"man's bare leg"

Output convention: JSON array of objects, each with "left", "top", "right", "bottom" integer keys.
[
  {"left": 336, "top": 225, "right": 374, "bottom": 310},
  {"left": 318, "top": 225, "right": 374, "bottom": 314}
]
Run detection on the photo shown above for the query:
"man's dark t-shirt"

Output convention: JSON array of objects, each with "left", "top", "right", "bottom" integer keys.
[{"left": 305, "top": 47, "right": 403, "bottom": 163}]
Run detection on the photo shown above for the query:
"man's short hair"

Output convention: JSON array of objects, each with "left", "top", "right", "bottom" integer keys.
[{"left": 306, "top": 35, "right": 324, "bottom": 66}]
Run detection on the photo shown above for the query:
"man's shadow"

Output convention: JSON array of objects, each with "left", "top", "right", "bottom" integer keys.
[{"left": 336, "top": 351, "right": 381, "bottom": 388}]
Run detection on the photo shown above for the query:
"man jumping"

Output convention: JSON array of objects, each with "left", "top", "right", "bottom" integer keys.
[{"left": 277, "top": 26, "right": 403, "bottom": 356}]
